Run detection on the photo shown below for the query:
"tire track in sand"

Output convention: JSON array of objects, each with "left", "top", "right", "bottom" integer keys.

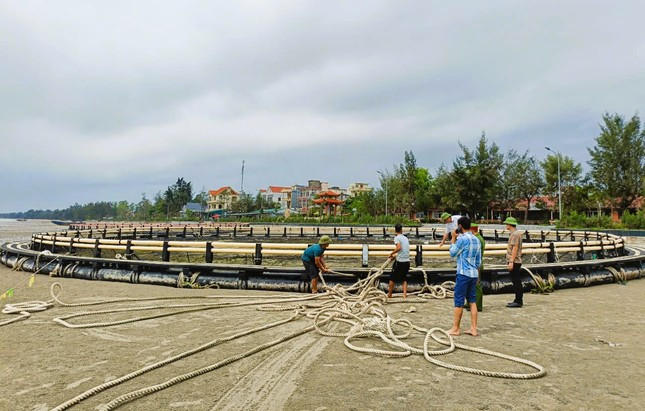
[{"left": 210, "top": 333, "right": 331, "bottom": 411}]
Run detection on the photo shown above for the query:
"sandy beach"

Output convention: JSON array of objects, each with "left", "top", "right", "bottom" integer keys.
[{"left": 1, "top": 221, "right": 644, "bottom": 410}]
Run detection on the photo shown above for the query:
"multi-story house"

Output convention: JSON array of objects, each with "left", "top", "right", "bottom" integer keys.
[
  {"left": 348, "top": 182, "right": 373, "bottom": 197},
  {"left": 207, "top": 186, "right": 239, "bottom": 211},
  {"left": 261, "top": 186, "right": 291, "bottom": 209}
]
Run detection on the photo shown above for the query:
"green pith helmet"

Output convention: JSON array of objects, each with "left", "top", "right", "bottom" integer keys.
[
  {"left": 441, "top": 212, "right": 451, "bottom": 221},
  {"left": 471, "top": 223, "right": 479, "bottom": 228},
  {"left": 319, "top": 235, "right": 332, "bottom": 245},
  {"left": 504, "top": 217, "right": 518, "bottom": 226}
]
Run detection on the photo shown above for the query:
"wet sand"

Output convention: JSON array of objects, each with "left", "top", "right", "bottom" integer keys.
[{"left": 1, "top": 222, "right": 644, "bottom": 410}]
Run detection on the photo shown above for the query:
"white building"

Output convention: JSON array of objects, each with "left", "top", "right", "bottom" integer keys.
[
  {"left": 261, "top": 186, "right": 291, "bottom": 209},
  {"left": 348, "top": 182, "right": 373, "bottom": 197}
]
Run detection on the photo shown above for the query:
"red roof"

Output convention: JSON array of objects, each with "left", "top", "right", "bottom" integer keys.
[
  {"left": 317, "top": 190, "right": 340, "bottom": 197},
  {"left": 209, "top": 186, "right": 238, "bottom": 196},
  {"left": 268, "top": 186, "right": 290, "bottom": 193},
  {"left": 313, "top": 198, "right": 344, "bottom": 205}
]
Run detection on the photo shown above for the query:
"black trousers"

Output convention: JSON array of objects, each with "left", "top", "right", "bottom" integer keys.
[{"left": 509, "top": 262, "right": 523, "bottom": 304}]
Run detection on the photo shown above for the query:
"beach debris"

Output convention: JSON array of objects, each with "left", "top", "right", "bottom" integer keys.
[{"left": 595, "top": 337, "right": 623, "bottom": 347}]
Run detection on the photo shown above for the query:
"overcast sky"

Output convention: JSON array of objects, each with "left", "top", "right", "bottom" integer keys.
[{"left": 1, "top": 0, "right": 644, "bottom": 212}]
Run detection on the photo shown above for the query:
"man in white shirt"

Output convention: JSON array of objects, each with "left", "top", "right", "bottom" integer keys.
[
  {"left": 388, "top": 224, "right": 410, "bottom": 298},
  {"left": 438, "top": 212, "right": 462, "bottom": 247}
]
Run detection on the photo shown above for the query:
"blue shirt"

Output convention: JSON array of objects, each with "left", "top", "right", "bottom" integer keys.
[
  {"left": 449, "top": 232, "right": 481, "bottom": 278},
  {"left": 302, "top": 244, "right": 324, "bottom": 262}
]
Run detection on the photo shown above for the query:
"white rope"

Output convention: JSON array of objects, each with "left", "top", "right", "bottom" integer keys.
[{"left": 6, "top": 258, "right": 546, "bottom": 410}]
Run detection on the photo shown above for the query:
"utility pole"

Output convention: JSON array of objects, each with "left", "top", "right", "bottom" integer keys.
[
  {"left": 377, "top": 171, "right": 388, "bottom": 216},
  {"left": 545, "top": 147, "right": 563, "bottom": 219},
  {"left": 240, "top": 160, "right": 245, "bottom": 194},
  {"left": 200, "top": 185, "right": 206, "bottom": 221}
]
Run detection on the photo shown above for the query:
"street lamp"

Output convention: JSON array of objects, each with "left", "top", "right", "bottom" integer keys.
[
  {"left": 545, "top": 147, "right": 562, "bottom": 219},
  {"left": 377, "top": 171, "right": 388, "bottom": 216}
]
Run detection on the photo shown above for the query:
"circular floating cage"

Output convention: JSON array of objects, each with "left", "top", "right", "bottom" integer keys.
[{"left": 1, "top": 223, "right": 643, "bottom": 293}]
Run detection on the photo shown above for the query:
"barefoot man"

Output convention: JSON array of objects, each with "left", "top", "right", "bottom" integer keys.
[
  {"left": 301, "top": 235, "right": 332, "bottom": 293},
  {"left": 448, "top": 216, "right": 481, "bottom": 336},
  {"left": 387, "top": 223, "right": 410, "bottom": 298}
]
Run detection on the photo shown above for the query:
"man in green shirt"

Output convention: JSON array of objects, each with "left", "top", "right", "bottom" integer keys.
[{"left": 505, "top": 217, "right": 524, "bottom": 308}]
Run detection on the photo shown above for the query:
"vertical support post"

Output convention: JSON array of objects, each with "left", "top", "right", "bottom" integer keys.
[
  {"left": 182, "top": 226, "right": 187, "bottom": 237},
  {"left": 254, "top": 243, "right": 262, "bottom": 265},
  {"left": 94, "top": 239, "right": 101, "bottom": 258},
  {"left": 125, "top": 240, "right": 132, "bottom": 259},
  {"left": 576, "top": 241, "right": 584, "bottom": 261},
  {"left": 350, "top": 227, "right": 354, "bottom": 237},
  {"left": 316, "top": 227, "right": 320, "bottom": 237},
  {"left": 333, "top": 227, "right": 337, "bottom": 237},
  {"left": 132, "top": 227, "right": 137, "bottom": 239},
  {"left": 249, "top": 227, "right": 254, "bottom": 237},
  {"left": 199, "top": 227, "right": 204, "bottom": 237},
  {"left": 541, "top": 230, "right": 546, "bottom": 242},
  {"left": 52, "top": 234, "right": 57, "bottom": 252},
  {"left": 366, "top": 227, "right": 371, "bottom": 237},
  {"left": 162, "top": 241, "right": 170, "bottom": 262},
  {"left": 525, "top": 230, "right": 530, "bottom": 241},
  {"left": 205, "top": 241, "right": 213, "bottom": 263},
  {"left": 266, "top": 227, "right": 270, "bottom": 237},
  {"left": 300, "top": 227, "right": 304, "bottom": 237},
  {"left": 165, "top": 227, "right": 170, "bottom": 238},
  {"left": 598, "top": 240, "right": 605, "bottom": 259},
  {"left": 494, "top": 230, "right": 499, "bottom": 242},
  {"left": 283, "top": 227, "right": 287, "bottom": 237},
  {"left": 233, "top": 226, "right": 237, "bottom": 237},
  {"left": 102, "top": 228, "right": 107, "bottom": 239},
  {"left": 415, "top": 245, "right": 423, "bottom": 267},
  {"left": 149, "top": 227, "right": 153, "bottom": 239},
  {"left": 362, "top": 244, "right": 369, "bottom": 267},
  {"left": 69, "top": 237, "right": 74, "bottom": 254},
  {"left": 117, "top": 228, "right": 122, "bottom": 240},
  {"left": 216, "top": 227, "right": 220, "bottom": 237},
  {"left": 547, "top": 242, "right": 556, "bottom": 263},
  {"left": 76, "top": 230, "right": 81, "bottom": 238},
  {"left": 89, "top": 229, "right": 93, "bottom": 238},
  {"left": 556, "top": 231, "right": 561, "bottom": 242},
  {"left": 383, "top": 227, "right": 388, "bottom": 237},
  {"left": 416, "top": 227, "right": 420, "bottom": 238},
  {"left": 432, "top": 228, "right": 436, "bottom": 240}
]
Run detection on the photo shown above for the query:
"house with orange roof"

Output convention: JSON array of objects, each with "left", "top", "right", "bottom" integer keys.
[{"left": 207, "top": 186, "right": 239, "bottom": 211}]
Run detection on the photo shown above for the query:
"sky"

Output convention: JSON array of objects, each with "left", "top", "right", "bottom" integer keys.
[{"left": 1, "top": 0, "right": 644, "bottom": 212}]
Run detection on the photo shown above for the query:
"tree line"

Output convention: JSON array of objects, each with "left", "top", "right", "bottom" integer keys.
[
  {"left": 1, "top": 178, "right": 197, "bottom": 221},
  {"left": 349, "top": 112, "right": 644, "bottom": 222}
]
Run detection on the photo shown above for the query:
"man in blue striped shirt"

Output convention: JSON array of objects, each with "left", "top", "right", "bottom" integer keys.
[{"left": 448, "top": 216, "right": 481, "bottom": 336}]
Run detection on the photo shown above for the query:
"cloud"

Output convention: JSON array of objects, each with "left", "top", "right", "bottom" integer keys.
[{"left": 1, "top": 0, "right": 644, "bottom": 211}]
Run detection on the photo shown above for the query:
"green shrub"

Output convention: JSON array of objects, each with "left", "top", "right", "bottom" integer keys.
[{"left": 557, "top": 210, "right": 645, "bottom": 230}]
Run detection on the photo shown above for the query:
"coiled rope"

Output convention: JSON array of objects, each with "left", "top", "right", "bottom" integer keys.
[
  {"left": 4, "top": 258, "right": 546, "bottom": 410},
  {"left": 0, "top": 252, "right": 62, "bottom": 327}
]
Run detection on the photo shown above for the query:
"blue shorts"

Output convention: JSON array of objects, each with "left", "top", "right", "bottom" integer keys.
[{"left": 454, "top": 274, "right": 478, "bottom": 307}]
